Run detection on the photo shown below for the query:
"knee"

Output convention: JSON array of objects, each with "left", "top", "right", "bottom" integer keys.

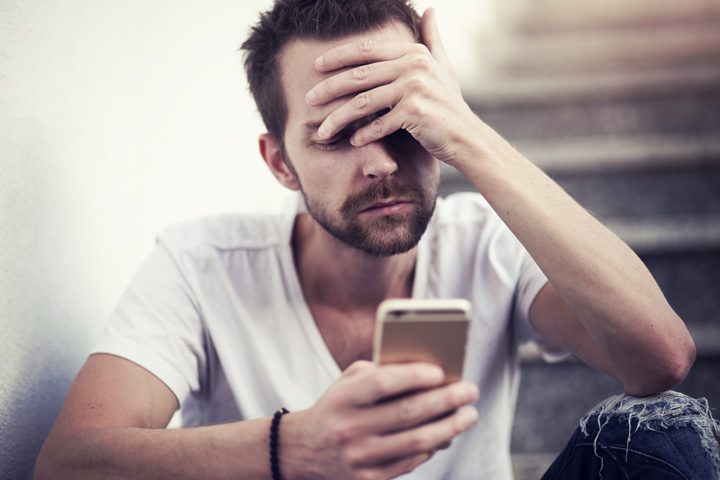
[
  {"left": 580, "top": 391, "right": 720, "bottom": 462},
  {"left": 581, "top": 391, "right": 716, "bottom": 434}
]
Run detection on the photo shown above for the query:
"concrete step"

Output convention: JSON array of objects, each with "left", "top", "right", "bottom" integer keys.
[
  {"left": 498, "top": 0, "right": 720, "bottom": 35},
  {"left": 467, "top": 64, "right": 720, "bottom": 110},
  {"left": 516, "top": 247, "right": 720, "bottom": 362},
  {"left": 441, "top": 162, "right": 720, "bottom": 220},
  {"left": 467, "top": 68, "right": 720, "bottom": 141},
  {"left": 494, "top": 21, "right": 720, "bottom": 75},
  {"left": 511, "top": 357, "right": 720, "bottom": 460},
  {"left": 512, "top": 134, "right": 720, "bottom": 174}
]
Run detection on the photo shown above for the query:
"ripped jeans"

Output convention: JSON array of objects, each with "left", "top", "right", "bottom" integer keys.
[{"left": 540, "top": 391, "right": 720, "bottom": 480}]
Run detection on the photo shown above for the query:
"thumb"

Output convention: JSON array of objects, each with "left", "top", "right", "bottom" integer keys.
[
  {"left": 420, "top": 8, "right": 453, "bottom": 71},
  {"left": 342, "top": 360, "right": 375, "bottom": 377}
]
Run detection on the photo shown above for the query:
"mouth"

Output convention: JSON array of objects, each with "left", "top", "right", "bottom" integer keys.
[{"left": 359, "top": 199, "right": 414, "bottom": 216}]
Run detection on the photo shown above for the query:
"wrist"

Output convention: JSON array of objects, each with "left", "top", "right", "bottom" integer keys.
[
  {"left": 452, "top": 116, "right": 533, "bottom": 191},
  {"left": 275, "top": 410, "right": 318, "bottom": 480}
]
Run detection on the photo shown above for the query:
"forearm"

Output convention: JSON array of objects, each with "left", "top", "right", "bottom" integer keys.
[
  {"left": 453, "top": 118, "right": 695, "bottom": 389},
  {"left": 35, "top": 419, "right": 273, "bottom": 480}
]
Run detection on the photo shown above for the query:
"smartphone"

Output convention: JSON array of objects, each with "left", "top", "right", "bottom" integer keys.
[{"left": 372, "top": 299, "right": 471, "bottom": 383}]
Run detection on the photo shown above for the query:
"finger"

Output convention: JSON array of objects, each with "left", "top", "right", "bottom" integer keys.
[
  {"left": 342, "top": 360, "right": 375, "bottom": 378},
  {"left": 315, "top": 39, "right": 416, "bottom": 72},
  {"left": 306, "top": 59, "right": 402, "bottom": 107},
  {"left": 341, "top": 362, "right": 445, "bottom": 406},
  {"left": 351, "top": 405, "right": 479, "bottom": 465},
  {"left": 349, "top": 105, "right": 404, "bottom": 147},
  {"left": 317, "top": 83, "right": 399, "bottom": 140},
  {"left": 420, "top": 8, "right": 453, "bottom": 72},
  {"left": 355, "top": 452, "right": 433, "bottom": 479},
  {"left": 356, "top": 381, "right": 479, "bottom": 434}
]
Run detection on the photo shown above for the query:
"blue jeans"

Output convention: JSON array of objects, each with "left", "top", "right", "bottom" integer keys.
[{"left": 540, "top": 391, "right": 720, "bottom": 480}]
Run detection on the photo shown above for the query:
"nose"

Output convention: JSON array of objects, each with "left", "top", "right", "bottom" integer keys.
[{"left": 359, "top": 141, "right": 399, "bottom": 180}]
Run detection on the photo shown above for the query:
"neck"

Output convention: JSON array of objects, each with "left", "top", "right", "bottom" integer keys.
[{"left": 292, "top": 213, "right": 417, "bottom": 312}]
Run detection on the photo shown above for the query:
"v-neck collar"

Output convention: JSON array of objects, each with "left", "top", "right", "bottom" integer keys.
[{"left": 279, "top": 192, "right": 432, "bottom": 379}]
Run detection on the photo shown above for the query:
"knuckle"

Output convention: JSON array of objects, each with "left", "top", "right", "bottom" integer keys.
[
  {"left": 397, "top": 398, "right": 420, "bottom": 423},
  {"left": 409, "top": 432, "right": 432, "bottom": 452},
  {"left": 329, "top": 421, "right": 359, "bottom": 444},
  {"left": 342, "top": 447, "right": 366, "bottom": 468},
  {"left": 407, "top": 74, "right": 428, "bottom": 92},
  {"left": 370, "top": 375, "right": 392, "bottom": 398},
  {"left": 405, "top": 98, "right": 425, "bottom": 118},
  {"left": 321, "top": 77, "right": 335, "bottom": 96},
  {"left": 354, "top": 92, "right": 370, "bottom": 110},
  {"left": 352, "top": 64, "right": 370, "bottom": 81},
  {"left": 333, "top": 48, "right": 345, "bottom": 66},
  {"left": 357, "top": 39, "right": 375, "bottom": 54},
  {"left": 410, "top": 53, "right": 432, "bottom": 71},
  {"left": 411, "top": 43, "right": 430, "bottom": 56},
  {"left": 370, "top": 117, "right": 385, "bottom": 137}
]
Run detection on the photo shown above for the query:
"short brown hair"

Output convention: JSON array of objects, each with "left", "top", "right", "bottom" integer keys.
[{"left": 241, "top": 0, "right": 421, "bottom": 144}]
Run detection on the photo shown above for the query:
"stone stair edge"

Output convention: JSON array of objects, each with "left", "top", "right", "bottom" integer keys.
[
  {"left": 463, "top": 64, "right": 720, "bottom": 108},
  {"left": 498, "top": 0, "right": 720, "bottom": 35},
  {"left": 489, "top": 22, "right": 720, "bottom": 75},
  {"left": 441, "top": 134, "right": 720, "bottom": 176}
]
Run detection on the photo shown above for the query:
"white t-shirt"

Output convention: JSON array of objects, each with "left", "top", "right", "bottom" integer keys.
[{"left": 91, "top": 192, "right": 564, "bottom": 479}]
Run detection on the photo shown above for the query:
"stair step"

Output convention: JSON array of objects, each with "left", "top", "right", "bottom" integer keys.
[
  {"left": 441, "top": 163, "right": 720, "bottom": 219},
  {"left": 604, "top": 217, "right": 720, "bottom": 254},
  {"left": 490, "top": 18, "right": 720, "bottom": 75},
  {"left": 443, "top": 134, "right": 720, "bottom": 175},
  {"left": 511, "top": 357, "right": 720, "bottom": 456},
  {"left": 470, "top": 85, "right": 720, "bottom": 142},
  {"left": 467, "top": 64, "right": 720, "bottom": 108},
  {"left": 499, "top": 0, "right": 720, "bottom": 34},
  {"left": 511, "top": 453, "right": 556, "bottom": 480}
]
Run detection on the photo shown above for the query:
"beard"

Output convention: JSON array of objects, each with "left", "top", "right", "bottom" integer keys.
[{"left": 299, "top": 177, "right": 438, "bottom": 257}]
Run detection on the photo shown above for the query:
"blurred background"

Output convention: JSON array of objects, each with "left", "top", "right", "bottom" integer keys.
[{"left": 1, "top": 1, "right": 718, "bottom": 478}]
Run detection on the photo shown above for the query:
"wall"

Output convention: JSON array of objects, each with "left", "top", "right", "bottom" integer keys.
[
  {"left": 0, "top": 1, "right": 285, "bottom": 477},
  {"left": 0, "top": 1, "right": 486, "bottom": 478}
]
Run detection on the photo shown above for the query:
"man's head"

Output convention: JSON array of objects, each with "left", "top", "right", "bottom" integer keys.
[
  {"left": 241, "top": 0, "right": 421, "bottom": 144},
  {"left": 241, "top": 0, "right": 439, "bottom": 257}
]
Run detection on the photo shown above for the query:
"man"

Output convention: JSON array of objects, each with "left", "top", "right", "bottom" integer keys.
[{"left": 35, "top": 1, "right": 718, "bottom": 479}]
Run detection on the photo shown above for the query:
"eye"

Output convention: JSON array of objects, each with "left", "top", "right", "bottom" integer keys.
[{"left": 316, "top": 132, "right": 352, "bottom": 151}]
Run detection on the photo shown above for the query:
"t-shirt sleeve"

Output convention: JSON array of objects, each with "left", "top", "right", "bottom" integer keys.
[
  {"left": 512, "top": 245, "right": 570, "bottom": 363},
  {"left": 90, "top": 240, "right": 206, "bottom": 405}
]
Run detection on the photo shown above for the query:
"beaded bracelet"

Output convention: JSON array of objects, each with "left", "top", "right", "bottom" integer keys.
[{"left": 269, "top": 407, "right": 290, "bottom": 480}]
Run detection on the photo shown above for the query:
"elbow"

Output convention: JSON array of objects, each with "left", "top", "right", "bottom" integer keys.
[
  {"left": 624, "top": 333, "right": 697, "bottom": 397},
  {"left": 34, "top": 440, "right": 66, "bottom": 480}
]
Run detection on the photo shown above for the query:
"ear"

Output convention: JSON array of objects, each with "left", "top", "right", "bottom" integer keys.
[{"left": 258, "top": 133, "right": 300, "bottom": 191}]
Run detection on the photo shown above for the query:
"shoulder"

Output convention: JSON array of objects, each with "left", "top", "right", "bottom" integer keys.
[
  {"left": 156, "top": 212, "right": 288, "bottom": 257},
  {"left": 431, "top": 192, "right": 506, "bottom": 236},
  {"left": 426, "top": 192, "right": 526, "bottom": 269}
]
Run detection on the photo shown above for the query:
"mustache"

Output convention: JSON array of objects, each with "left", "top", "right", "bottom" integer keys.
[{"left": 340, "top": 179, "right": 423, "bottom": 216}]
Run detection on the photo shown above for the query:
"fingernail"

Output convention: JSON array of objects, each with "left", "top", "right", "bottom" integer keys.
[
  {"left": 464, "top": 383, "right": 479, "bottom": 402},
  {"left": 305, "top": 89, "right": 317, "bottom": 105},
  {"left": 317, "top": 123, "right": 329, "bottom": 139},
  {"left": 315, "top": 56, "right": 325, "bottom": 69},
  {"left": 458, "top": 406, "right": 478, "bottom": 427},
  {"left": 429, "top": 365, "right": 444, "bottom": 381}
]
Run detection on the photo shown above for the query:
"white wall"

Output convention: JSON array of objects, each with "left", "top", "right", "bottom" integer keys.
[
  {"left": 0, "top": 1, "right": 283, "bottom": 477},
  {"left": 0, "top": 1, "right": 489, "bottom": 477}
]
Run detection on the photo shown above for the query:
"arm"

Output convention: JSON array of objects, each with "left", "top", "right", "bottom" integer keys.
[
  {"left": 305, "top": 8, "right": 696, "bottom": 396},
  {"left": 35, "top": 354, "right": 478, "bottom": 480}
]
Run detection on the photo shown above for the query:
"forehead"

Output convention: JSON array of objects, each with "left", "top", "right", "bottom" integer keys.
[{"left": 278, "top": 22, "right": 416, "bottom": 130}]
